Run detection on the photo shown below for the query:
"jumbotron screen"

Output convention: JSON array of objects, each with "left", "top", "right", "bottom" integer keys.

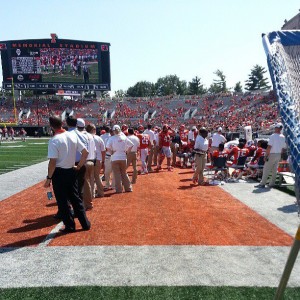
[{"left": 0, "top": 37, "right": 111, "bottom": 91}]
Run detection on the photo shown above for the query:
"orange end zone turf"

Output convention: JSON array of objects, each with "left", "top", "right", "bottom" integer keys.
[{"left": 0, "top": 166, "right": 293, "bottom": 247}]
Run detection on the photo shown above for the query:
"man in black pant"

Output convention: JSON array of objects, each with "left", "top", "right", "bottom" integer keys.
[
  {"left": 66, "top": 116, "right": 88, "bottom": 199},
  {"left": 44, "top": 115, "right": 91, "bottom": 233}
]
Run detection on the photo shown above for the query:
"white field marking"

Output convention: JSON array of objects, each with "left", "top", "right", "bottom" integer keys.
[
  {"left": 37, "top": 222, "right": 64, "bottom": 248},
  {"left": 13, "top": 164, "right": 29, "bottom": 167},
  {"left": 31, "top": 142, "right": 48, "bottom": 145},
  {"left": 0, "top": 145, "right": 25, "bottom": 148}
]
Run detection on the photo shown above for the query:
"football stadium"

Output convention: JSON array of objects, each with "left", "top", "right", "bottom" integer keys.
[{"left": 0, "top": 5, "right": 300, "bottom": 300}]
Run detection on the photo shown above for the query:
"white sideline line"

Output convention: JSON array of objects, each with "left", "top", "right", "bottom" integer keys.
[
  {"left": 37, "top": 222, "right": 64, "bottom": 248},
  {"left": 1, "top": 246, "right": 300, "bottom": 288}
]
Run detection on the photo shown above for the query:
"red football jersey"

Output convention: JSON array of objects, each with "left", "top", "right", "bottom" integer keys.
[
  {"left": 137, "top": 133, "right": 150, "bottom": 149},
  {"left": 251, "top": 147, "right": 266, "bottom": 164},
  {"left": 159, "top": 131, "right": 172, "bottom": 147},
  {"left": 212, "top": 149, "right": 229, "bottom": 159},
  {"left": 229, "top": 146, "right": 249, "bottom": 164}
]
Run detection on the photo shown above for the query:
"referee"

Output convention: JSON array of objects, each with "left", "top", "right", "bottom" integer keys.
[{"left": 44, "top": 115, "right": 91, "bottom": 233}]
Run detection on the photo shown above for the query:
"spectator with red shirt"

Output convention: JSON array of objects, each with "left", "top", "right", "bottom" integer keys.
[
  {"left": 157, "top": 124, "right": 174, "bottom": 171},
  {"left": 137, "top": 125, "right": 151, "bottom": 174}
]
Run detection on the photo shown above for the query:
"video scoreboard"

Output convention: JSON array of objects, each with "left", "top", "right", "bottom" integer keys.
[{"left": 0, "top": 36, "right": 111, "bottom": 91}]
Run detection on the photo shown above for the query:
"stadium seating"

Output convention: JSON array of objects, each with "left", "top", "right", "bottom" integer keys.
[{"left": 0, "top": 92, "right": 280, "bottom": 135}]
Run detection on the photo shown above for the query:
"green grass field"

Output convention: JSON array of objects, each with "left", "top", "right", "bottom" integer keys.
[
  {"left": 1, "top": 286, "right": 300, "bottom": 300},
  {"left": 0, "top": 138, "right": 48, "bottom": 175},
  {"left": 42, "top": 62, "right": 99, "bottom": 83}
]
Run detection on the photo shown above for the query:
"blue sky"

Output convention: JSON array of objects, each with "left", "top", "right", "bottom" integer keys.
[{"left": 0, "top": 0, "right": 299, "bottom": 93}]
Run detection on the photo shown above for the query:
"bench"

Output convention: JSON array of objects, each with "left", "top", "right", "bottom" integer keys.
[{"left": 277, "top": 171, "right": 295, "bottom": 187}]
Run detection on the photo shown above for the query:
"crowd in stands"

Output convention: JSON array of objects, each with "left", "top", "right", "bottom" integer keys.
[{"left": 0, "top": 91, "right": 280, "bottom": 135}]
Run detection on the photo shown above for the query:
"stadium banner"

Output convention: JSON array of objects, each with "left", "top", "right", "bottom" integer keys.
[{"left": 0, "top": 37, "right": 111, "bottom": 91}]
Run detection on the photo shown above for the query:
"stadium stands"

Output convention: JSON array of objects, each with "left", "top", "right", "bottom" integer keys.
[{"left": 0, "top": 91, "right": 280, "bottom": 136}]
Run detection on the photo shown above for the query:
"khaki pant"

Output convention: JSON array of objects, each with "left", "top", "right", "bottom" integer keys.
[
  {"left": 147, "top": 145, "right": 154, "bottom": 171},
  {"left": 170, "top": 142, "right": 178, "bottom": 166},
  {"left": 94, "top": 160, "right": 104, "bottom": 197},
  {"left": 104, "top": 156, "right": 115, "bottom": 189},
  {"left": 127, "top": 152, "right": 138, "bottom": 184},
  {"left": 83, "top": 161, "right": 94, "bottom": 209},
  {"left": 111, "top": 160, "right": 132, "bottom": 193},
  {"left": 153, "top": 145, "right": 159, "bottom": 165},
  {"left": 193, "top": 154, "right": 207, "bottom": 183},
  {"left": 260, "top": 153, "right": 281, "bottom": 186}
]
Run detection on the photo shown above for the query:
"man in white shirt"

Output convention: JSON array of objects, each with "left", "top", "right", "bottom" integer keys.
[
  {"left": 106, "top": 125, "right": 134, "bottom": 193},
  {"left": 210, "top": 127, "right": 227, "bottom": 153},
  {"left": 192, "top": 127, "right": 209, "bottom": 185},
  {"left": 77, "top": 118, "right": 95, "bottom": 210},
  {"left": 144, "top": 124, "right": 155, "bottom": 172},
  {"left": 86, "top": 123, "right": 106, "bottom": 197},
  {"left": 256, "top": 123, "right": 287, "bottom": 188},
  {"left": 153, "top": 127, "right": 160, "bottom": 166},
  {"left": 101, "top": 126, "right": 115, "bottom": 190},
  {"left": 127, "top": 128, "right": 140, "bottom": 184},
  {"left": 66, "top": 116, "right": 88, "bottom": 204},
  {"left": 44, "top": 115, "right": 90, "bottom": 233}
]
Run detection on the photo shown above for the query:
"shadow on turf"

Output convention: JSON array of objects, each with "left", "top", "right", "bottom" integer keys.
[
  {"left": 7, "top": 214, "right": 59, "bottom": 233},
  {"left": 178, "top": 184, "right": 198, "bottom": 190},
  {"left": 0, "top": 234, "right": 50, "bottom": 250}
]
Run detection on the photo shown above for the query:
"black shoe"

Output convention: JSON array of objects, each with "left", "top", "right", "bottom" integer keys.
[
  {"left": 59, "top": 227, "right": 76, "bottom": 234},
  {"left": 254, "top": 184, "right": 265, "bottom": 188},
  {"left": 53, "top": 213, "right": 62, "bottom": 219},
  {"left": 82, "top": 222, "right": 91, "bottom": 231}
]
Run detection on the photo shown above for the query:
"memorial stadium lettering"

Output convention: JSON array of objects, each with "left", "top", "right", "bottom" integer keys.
[{"left": 11, "top": 43, "right": 96, "bottom": 49}]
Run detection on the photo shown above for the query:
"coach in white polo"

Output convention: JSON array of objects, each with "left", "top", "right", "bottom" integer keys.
[
  {"left": 44, "top": 115, "right": 91, "bottom": 233},
  {"left": 106, "top": 125, "right": 134, "bottom": 193},
  {"left": 210, "top": 127, "right": 227, "bottom": 153},
  {"left": 256, "top": 122, "right": 287, "bottom": 188}
]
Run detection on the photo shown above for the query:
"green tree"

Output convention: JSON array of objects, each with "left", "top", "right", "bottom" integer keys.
[
  {"left": 245, "top": 65, "right": 271, "bottom": 91},
  {"left": 114, "top": 89, "right": 126, "bottom": 98},
  {"left": 234, "top": 81, "right": 243, "bottom": 93},
  {"left": 188, "top": 76, "right": 207, "bottom": 95},
  {"left": 209, "top": 69, "right": 227, "bottom": 93},
  {"left": 126, "top": 81, "right": 155, "bottom": 97},
  {"left": 155, "top": 75, "right": 187, "bottom": 96}
]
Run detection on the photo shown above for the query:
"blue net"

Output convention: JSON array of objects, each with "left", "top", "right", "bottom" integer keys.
[{"left": 263, "top": 31, "right": 300, "bottom": 209}]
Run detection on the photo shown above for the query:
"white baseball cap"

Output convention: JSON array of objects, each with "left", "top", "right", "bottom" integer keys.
[
  {"left": 218, "top": 127, "right": 222, "bottom": 132},
  {"left": 112, "top": 125, "right": 121, "bottom": 131},
  {"left": 275, "top": 122, "right": 283, "bottom": 128},
  {"left": 191, "top": 126, "right": 197, "bottom": 130},
  {"left": 77, "top": 118, "right": 85, "bottom": 128}
]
